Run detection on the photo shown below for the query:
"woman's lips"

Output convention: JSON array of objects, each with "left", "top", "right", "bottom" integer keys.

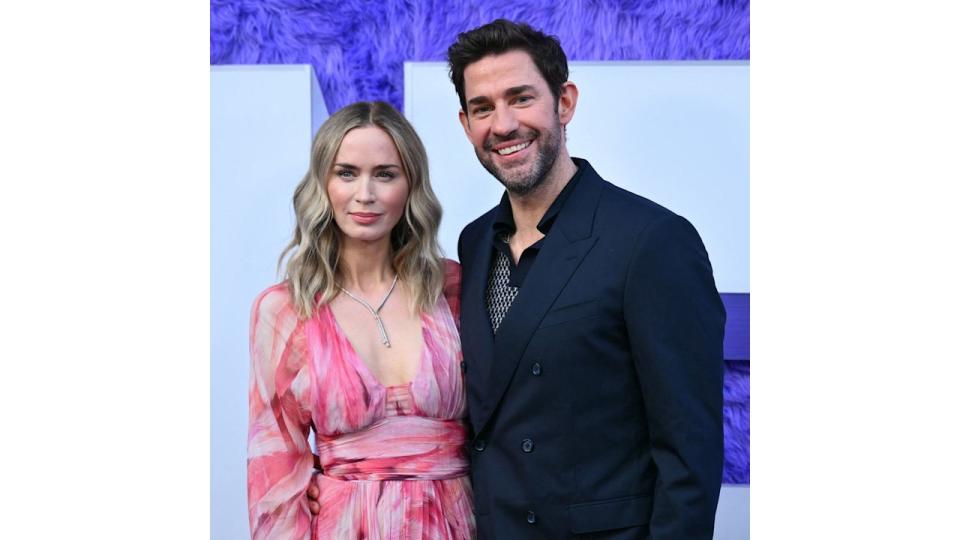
[{"left": 349, "top": 212, "right": 382, "bottom": 224}]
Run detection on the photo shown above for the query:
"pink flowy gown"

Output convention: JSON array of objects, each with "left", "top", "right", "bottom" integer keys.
[{"left": 247, "top": 261, "right": 475, "bottom": 539}]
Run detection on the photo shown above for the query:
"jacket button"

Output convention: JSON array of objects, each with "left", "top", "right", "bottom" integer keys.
[
  {"left": 521, "top": 438, "right": 534, "bottom": 453},
  {"left": 473, "top": 438, "right": 486, "bottom": 452},
  {"left": 526, "top": 510, "right": 536, "bottom": 524},
  {"left": 531, "top": 362, "right": 542, "bottom": 376},
  {"left": 460, "top": 361, "right": 467, "bottom": 373}
]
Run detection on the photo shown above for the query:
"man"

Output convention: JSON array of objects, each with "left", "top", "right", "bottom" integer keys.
[
  {"left": 447, "top": 19, "right": 725, "bottom": 539},
  {"left": 311, "top": 19, "right": 726, "bottom": 539}
]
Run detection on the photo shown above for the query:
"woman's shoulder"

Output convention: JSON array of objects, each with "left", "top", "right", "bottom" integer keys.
[
  {"left": 442, "top": 258, "right": 461, "bottom": 293},
  {"left": 251, "top": 282, "right": 297, "bottom": 324},
  {"left": 441, "top": 259, "right": 461, "bottom": 319},
  {"left": 443, "top": 258, "right": 461, "bottom": 280}
]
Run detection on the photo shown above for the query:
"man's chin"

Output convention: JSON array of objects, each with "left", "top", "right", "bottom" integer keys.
[
  {"left": 498, "top": 174, "right": 542, "bottom": 196},
  {"left": 478, "top": 156, "right": 541, "bottom": 195}
]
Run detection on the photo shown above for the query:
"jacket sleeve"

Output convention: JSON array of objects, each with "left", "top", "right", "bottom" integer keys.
[
  {"left": 457, "top": 227, "right": 467, "bottom": 269},
  {"left": 247, "top": 287, "right": 314, "bottom": 539},
  {"left": 623, "top": 214, "right": 726, "bottom": 540}
]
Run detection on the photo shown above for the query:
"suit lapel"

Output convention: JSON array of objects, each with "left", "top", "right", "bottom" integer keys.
[
  {"left": 460, "top": 218, "right": 496, "bottom": 431},
  {"left": 472, "top": 164, "right": 603, "bottom": 434}
]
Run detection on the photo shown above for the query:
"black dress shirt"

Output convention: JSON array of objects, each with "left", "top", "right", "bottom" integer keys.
[{"left": 485, "top": 164, "right": 584, "bottom": 332}]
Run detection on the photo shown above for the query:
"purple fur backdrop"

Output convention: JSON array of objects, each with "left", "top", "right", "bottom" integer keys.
[
  {"left": 723, "top": 361, "right": 750, "bottom": 483},
  {"left": 211, "top": 0, "right": 750, "bottom": 483},
  {"left": 211, "top": 0, "right": 749, "bottom": 114}
]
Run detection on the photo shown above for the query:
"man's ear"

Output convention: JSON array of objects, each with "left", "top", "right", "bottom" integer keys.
[
  {"left": 458, "top": 108, "right": 471, "bottom": 138},
  {"left": 557, "top": 81, "right": 579, "bottom": 126}
]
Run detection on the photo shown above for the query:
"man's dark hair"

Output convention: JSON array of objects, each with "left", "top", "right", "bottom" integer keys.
[{"left": 446, "top": 19, "right": 569, "bottom": 113}]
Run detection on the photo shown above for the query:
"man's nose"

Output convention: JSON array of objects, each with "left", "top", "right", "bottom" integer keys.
[{"left": 491, "top": 107, "right": 519, "bottom": 137}]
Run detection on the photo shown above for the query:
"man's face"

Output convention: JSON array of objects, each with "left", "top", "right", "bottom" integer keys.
[{"left": 458, "top": 50, "right": 567, "bottom": 196}]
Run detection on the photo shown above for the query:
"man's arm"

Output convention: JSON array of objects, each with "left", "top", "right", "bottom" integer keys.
[
  {"left": 623, "top": 213, "right": 726, "bottom": 540},
  {"left": 457, "top": 227, "right": 467, "bottom": 268}
]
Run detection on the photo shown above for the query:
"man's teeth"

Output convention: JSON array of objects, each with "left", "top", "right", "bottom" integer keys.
[{"left": 496, "top": 142, "right": 531, "bottom": 156}]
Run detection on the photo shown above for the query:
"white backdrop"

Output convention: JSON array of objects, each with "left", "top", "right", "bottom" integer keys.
[
  {"left": 404, "top": 59, "right": 750, "bottom": 540},
  {"left": 211, "top": 65, "right": 327, "bottom": 540},
  {"left": 211, "top": 63, "right": 748, "bottom": 539},
  {"left": 405, "top": 61, "right": 749, "bottom": 293}
]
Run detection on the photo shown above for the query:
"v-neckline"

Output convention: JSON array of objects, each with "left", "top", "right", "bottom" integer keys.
[{"left": 323, "top": 302, "right": 428, "bottom": 390}]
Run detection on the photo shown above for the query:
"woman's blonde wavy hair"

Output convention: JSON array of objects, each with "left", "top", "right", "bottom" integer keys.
[{"left": 279, "top": 101, "right": 445, "bottom": 319}]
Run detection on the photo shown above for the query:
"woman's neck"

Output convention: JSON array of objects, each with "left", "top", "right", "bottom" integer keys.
[{"left": 337, "top": 236, "right": 395, "bottom": 293}]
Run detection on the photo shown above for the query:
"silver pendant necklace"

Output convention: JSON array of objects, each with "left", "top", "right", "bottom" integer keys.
[{"left": 336, "top": 274, "right": 400, "bottom": 347}]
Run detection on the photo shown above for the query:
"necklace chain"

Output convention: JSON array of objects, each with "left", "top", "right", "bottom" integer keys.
[{"left": 336, "top": 274, "right": 400, "bottom": 348}]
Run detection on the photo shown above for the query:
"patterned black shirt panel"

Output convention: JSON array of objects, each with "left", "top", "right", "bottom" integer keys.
[
  {"left": 484, "top": 164, "right": 584, "bottom": 334},
  {"left": 486, "top": 247, "right": 519, "bottom": 334}
]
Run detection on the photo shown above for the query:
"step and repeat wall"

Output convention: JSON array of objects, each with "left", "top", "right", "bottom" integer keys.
[{"left": 212, "top": 3, "right": 750, "bottom": 538}]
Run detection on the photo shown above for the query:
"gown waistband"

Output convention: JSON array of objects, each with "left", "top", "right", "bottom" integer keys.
[{"left": 316, "top": 415, "right": 468, "bottom": 481}]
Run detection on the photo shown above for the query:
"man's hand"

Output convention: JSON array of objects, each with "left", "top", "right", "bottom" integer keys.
[
  {"left": 307, "top": 472, "right": 321, "bottom": 515},
  {"left": 308, "top": 453, "right": 322, "bottom": 516}
]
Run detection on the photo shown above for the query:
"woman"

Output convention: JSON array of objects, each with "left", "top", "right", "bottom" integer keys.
[{"left": 247, "top": 101, "right": 473, "bottom": 539}]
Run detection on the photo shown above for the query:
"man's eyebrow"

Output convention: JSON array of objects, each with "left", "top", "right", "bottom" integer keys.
[
  {"left": 466, "top": 85, "right": 539, "bottom": 107},
  {"left": 504, "top": 85, "right": 537, "bottom": 97}
]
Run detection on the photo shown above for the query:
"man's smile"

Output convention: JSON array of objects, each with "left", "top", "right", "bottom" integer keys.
[{"left": 495, "top": 141, "right": 532, "bottom": 156}]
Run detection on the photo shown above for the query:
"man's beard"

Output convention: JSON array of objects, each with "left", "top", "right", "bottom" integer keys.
[{"left": 476, "top": 121, "right": 562, "bottom": 196}]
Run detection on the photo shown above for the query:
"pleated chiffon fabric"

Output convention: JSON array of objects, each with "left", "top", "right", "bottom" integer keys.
[{"left": 247, "top": 261, "right": 474, "bottom": 539}]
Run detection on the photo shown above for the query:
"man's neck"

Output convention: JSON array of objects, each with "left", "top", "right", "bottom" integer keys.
[{"left": 507, "top": 154, "right": 578, "bottom": 236}]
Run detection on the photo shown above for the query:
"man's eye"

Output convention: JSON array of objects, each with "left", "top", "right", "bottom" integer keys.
[
  {"left": 472, "top": 106, "right": 492, "bottom": 116},
  {"left": 516, "top": 96, "right": 533, "bottom": 104}
]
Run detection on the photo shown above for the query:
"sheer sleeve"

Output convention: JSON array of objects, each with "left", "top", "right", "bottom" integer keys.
[
  {"left": 247, "top": 285, "right": 314, "bottom": 539},
  {"left": 442, "top": 259, "right": 462, "bottom": 331}
]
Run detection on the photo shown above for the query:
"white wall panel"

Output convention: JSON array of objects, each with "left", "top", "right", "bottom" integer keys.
[
  {"left": 406, "top": 60, "right": 750, "bottom": 540},
  {"left": 211, "top": 61, "right": 748, "bottom": 539},
  {"left": 405, "top": 61, "right": 749, "bottom": 293},
  {"left": 211, "top": 65, "right": 327, "bottom": 540}
]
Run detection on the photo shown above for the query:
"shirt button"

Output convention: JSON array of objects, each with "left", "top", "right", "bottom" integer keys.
[
  {"left": 531, "top": 362, "right": 542, "bottom": 376},
  {"left": 474, "top": 439, "right": 486, "bottom": 452},
  {"left": 526, "top": 510, "right": 537, "bottom": 524},
  {"left": 521, "top": 438, "right": 534, "bottom": 453}
]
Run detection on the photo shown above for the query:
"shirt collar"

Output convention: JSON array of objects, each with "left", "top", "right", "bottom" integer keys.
[{"left": 491, "top": 160, "right": 585, "bottom": 238}]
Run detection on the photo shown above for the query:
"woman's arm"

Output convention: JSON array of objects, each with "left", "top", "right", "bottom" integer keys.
[{"left": 247, "top": 286, "right": 314, "bottom": 539}]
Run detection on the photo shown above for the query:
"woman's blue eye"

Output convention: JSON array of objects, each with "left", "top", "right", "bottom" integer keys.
[
  {"left": 377, "top": 171, "right": 396, "bottom": 179},
  {"left": 337, "top": 170, "right": 354, "bottom": 178}
]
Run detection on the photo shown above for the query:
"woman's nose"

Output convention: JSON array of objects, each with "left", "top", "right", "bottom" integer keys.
[{"left": 354, "top": 177, "right": 375, "bottom": 203}]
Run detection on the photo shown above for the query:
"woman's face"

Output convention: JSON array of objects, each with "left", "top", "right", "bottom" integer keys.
[{"left": 327, "top": 126, "right": 410, "bottom": 245}]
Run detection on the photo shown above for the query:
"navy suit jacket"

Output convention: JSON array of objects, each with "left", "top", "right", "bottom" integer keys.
[{"left": 457, "top": 159, "right": 726, "bottom": 539}]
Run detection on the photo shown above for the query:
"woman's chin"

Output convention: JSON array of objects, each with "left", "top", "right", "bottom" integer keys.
[{"left": 339, "top": 228, "right": 391, "bottom": 245}]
